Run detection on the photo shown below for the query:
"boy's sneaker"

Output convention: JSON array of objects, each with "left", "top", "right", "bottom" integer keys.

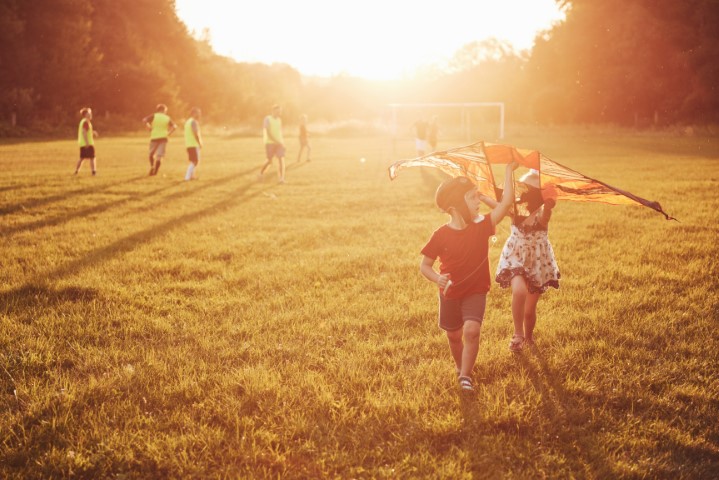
[{"left": 458, "top": 376, "right": 474, "bottom": 392}]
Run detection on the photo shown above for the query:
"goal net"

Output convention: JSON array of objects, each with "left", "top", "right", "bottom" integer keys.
[{"left": 386, "top": 102, "right": 505, "bottom": 153}]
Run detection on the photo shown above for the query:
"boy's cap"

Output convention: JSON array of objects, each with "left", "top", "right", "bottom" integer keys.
[{"left": 435, "top": 176, "right": 476, "bottom": 211}]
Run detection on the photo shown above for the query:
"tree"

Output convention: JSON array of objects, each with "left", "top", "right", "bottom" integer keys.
[{"left": 527, "top": 0, "right": 719, "bottom": 125}]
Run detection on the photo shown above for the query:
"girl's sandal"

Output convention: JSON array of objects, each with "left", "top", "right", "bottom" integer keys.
[
  {"left": 509, "top": 334, "right": 525, "bottom": 353},
  {"left": 458, "top": 376, "right": 474, "bottom": 391}
]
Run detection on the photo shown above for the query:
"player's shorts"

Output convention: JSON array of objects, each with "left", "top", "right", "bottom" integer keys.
[
  {"left": 265, "top": 143, "right": 286, "bottom": 159},
  {"left": 149, "top": 138, "right": 168, "bottom": 158},
  {"left": 79, "top": 146, "right": 95, "bottom": 159},
  {"left": 186, "top": 147, "right": 200, "bottom": 165},
  {"left": 438, "top": 293, "right": 486, "bottom": 331},
  {"left": 415, "top": 138, "right": 428, "bottom": 153}
]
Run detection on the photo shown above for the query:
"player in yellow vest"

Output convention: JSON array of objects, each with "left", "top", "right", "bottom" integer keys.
[
  {"left": 184, "top": 107, "right": 203, "bottom": 181},
  {"left": 74, "top": 107, "right": 98, "bottom": 176},
  {"left": 142, "top": 104, "right": 177, "bottom": 176},
  {"left": 258, "top": 104, "right": 286, "bottom": 184}
]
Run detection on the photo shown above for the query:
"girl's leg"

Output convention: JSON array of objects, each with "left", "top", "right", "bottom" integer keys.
[
  {"left": 459, "top": 320, "right": 481, "bottom": 378},
  {"left": 510, "top": 275, "right": 528, "bottom": 338},
  {"left": 524, "top": 292, "right": 541, "bottom": 343},
  {"left": 90, "top": 157, "right": 96, "bottom": 175},
  {"left": 74, "top": 158, "right": 84, "bottom": 174},
  {"left": 446, "top": 328, "right": 464, "bottom": 374}
]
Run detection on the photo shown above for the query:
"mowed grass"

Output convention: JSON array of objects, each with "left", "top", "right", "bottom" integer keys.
[{"left": 0, "top": 130, "right": 718, "bottom": 479}]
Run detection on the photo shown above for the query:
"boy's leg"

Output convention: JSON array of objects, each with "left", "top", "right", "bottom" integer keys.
[
  {"left": 458, "top": 293, "right": 485, "bottom": 378},
  {"left": 74, "top": 158, "right": 84, "bottom": 174},
  {"left": 446, "top": 328, "right": 464, "bottom": 374},
  {"left": 259, "top": 156, "right": 272, "bottom": 176},
  {"left": 459, "top": 321, "right": 481, "bottom": 378},
  {"left": 278, "top": 156, "right": 286, "bottom": 182},
  {"left": 149, "top": 141, "right": 160, "bottom": 174},
  {"left": 90, "top": 157, "right": 96, "bottom": 175},
  {"left": 153, "top": 157, "right": 163, "bottom": 175}
]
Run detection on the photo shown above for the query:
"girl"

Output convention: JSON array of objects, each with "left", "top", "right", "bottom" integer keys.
[{"left": 482, "top": 169, "right": 560, "bottom": 352}]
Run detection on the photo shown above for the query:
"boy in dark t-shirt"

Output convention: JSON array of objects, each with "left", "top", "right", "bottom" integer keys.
[{"left": 420, "top": 162, "right": 517, "bottom": 391}]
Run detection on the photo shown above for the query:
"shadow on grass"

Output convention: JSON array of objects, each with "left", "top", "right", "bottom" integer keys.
[
  {"left": 519, "top": 346, "right": 613, "bottom": 476},
  {"left": 1, "top": 166, "right": 259, "bottom": 237},
  {"left": 1, "top": 172, "right": 275, "bottom": 302},
  {"left": 0, "top": 175, "right": 148, "bottom": 215}
]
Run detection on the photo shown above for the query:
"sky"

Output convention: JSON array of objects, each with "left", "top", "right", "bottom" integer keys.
[{"left": 175, "top": 0, "right": 565, "bottom": 81}]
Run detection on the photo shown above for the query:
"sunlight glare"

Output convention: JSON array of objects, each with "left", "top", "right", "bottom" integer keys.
[{"left": 176, "top": 0, "right": 565, "bottom": 80}]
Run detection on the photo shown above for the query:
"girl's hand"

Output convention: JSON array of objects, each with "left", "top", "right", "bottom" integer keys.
[{"left": 542, "top": 184, "right": 558, "bottom": 209}]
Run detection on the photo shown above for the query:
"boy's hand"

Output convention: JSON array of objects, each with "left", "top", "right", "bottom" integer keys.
[{"left": 437, "top": 274, "right": 450, "bottom": 290}]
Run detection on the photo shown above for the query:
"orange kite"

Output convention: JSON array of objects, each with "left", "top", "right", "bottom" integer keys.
[{"left": 388, "top": 141, "right": 675, "bottom": 220}]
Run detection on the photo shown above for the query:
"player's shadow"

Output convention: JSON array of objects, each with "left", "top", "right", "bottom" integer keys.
[
  {"left": 2, "top": 175, "right": 274, "bottom": 297},
  {"left": 1, "top": 167, "right": 259, "bottom": 238},
  {"left": 0, "top": 175, "right": 147, "bottom": 215}
]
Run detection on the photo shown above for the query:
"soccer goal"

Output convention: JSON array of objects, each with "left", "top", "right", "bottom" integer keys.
[{"left": 387, "top": 102, "right": 505, "bottom": 143}]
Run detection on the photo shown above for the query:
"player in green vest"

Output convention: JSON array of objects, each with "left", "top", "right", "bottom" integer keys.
[
  {"left": 74, "top": 107, "right": 99, "bottom": 176},
  {"left": 184, "top": 107, "right": 203, "bottom": 181},
  {"left": 258, "top": 104, "right": 286, "bottom": 184},
  {"left": 142, "top": 104, "right": 177, "bottom": 176}
]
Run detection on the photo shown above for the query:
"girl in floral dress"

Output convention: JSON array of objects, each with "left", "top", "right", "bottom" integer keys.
[{"left": 484, "top": 169, "right": 560, "bottom": 352}]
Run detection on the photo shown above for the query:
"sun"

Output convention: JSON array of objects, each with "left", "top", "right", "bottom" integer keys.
[{"left": 176, "top": 0, "right": 565, "bottom": 80}]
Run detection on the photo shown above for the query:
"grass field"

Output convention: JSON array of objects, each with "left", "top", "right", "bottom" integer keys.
[{"left": 1, "top": 130, "right": 718, "bottom": 479}]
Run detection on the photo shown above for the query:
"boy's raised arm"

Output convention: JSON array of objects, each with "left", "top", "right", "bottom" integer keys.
[{"left": 489, "top": 162, "right": 518, "bottom": 226}]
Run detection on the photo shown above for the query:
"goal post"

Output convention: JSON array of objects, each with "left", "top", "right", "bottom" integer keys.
[{"left": 387, "top": 102, "right": 505, "bottom": 142}]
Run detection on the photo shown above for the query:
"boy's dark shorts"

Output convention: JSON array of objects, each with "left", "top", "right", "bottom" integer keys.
[
  {"left": 186, "top": 147, "right": 200, "bottom": 165},
  {"left": 438, "top": 293, "right": 487, "bottom": 331},
  {"left": 80, "top": 146, "right": 95, "bottom": 159},
  {"left": 265, "top": 143, "right": 286, "bottom": 159}
]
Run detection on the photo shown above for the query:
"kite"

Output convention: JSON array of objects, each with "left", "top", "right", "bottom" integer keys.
[{"left": 388, "top": 141, "right": 675, "bottom": 220}]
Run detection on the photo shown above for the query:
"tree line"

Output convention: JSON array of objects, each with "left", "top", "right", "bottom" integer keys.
[{"left": 0, "top": 0, "right": 716, "bottom": 135}]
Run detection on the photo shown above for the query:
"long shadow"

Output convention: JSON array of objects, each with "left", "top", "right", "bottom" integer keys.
[
  {"left": 520, "top": 346, "right": 613, "bottom": 476},
  {"left": 0, "top": 175, "right": 147, "bottom": 215},
  {"left": 1, "top": 176, "right": 273, "bottom": 302},
  {"left": 0, "top": 184, "right": 35, "bottom": 194},
  {"left": 1, "top": 166, "right": 259, "bottom": 237},
  {"left": 1, "top": 182, "right": 178, "bottom": 237}
]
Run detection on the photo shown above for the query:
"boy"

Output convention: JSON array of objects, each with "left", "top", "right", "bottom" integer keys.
[
  {"left": 184, "top": 107, "right": 203, "bottom": 181},
  {"left": 258, "top": 104, "right": 286, "bottom": 183},
  {"left": 420, "top": 162, "right": 517, "bottom": 391},
  {"left": 142, "top": 104, "right": 177, "bottom": 176},
  {"left": 74, "top": 107, "right": 98, "bottom": 176}
]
